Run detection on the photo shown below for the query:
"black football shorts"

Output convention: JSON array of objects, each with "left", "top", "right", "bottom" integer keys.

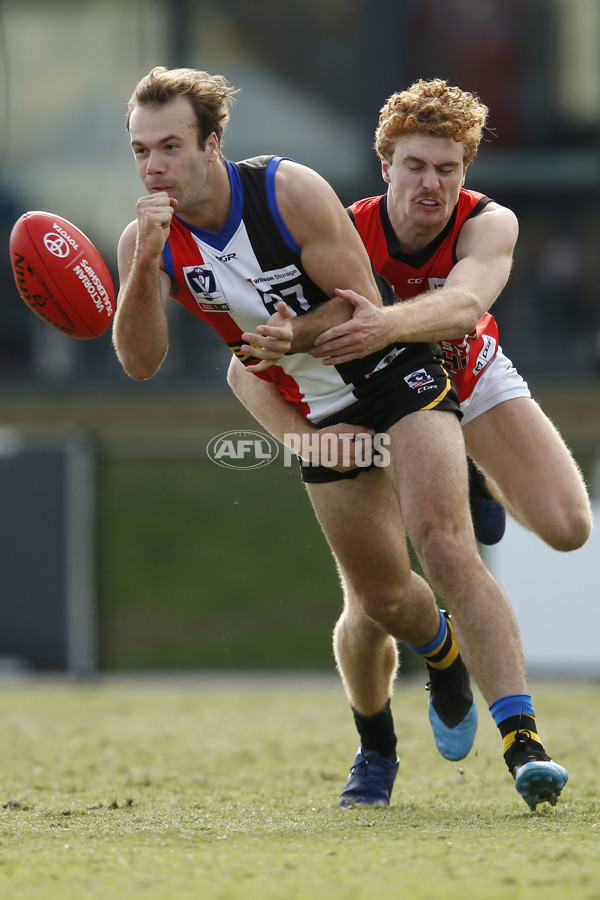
[{"left": 299, "top": 348, "right": 460, "bottom": 483}]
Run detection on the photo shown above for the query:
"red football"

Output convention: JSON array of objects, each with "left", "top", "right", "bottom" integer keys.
[{"left": 9, "top": 211, "right": 115, "bottom": 339}]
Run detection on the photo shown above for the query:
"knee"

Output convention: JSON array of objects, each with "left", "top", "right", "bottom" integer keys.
[
  {"left": 357, "top": 588, "right": 406, "bottom": 627},
  {"left": 335, "top": 604, "right": 384, "bottom": 643},
  {"left": 348, "top": 575, "right": 412, "bottom": 631},
  {"left": 412, "top": 522, "right": 474, "bottom": 594}
]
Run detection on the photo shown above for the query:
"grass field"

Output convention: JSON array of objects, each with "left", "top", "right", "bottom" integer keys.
[
  {"left": 0, "top": 675, "right": 598, "bottom": 899},
  {"left": 98, "top": 458, "right": 344, "bottom": 669}
]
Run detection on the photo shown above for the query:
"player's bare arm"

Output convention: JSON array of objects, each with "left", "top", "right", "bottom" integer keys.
[
  {"left": 278, "top": 161, "right": 383, "bottom": 305},
  {"left": 312, "top": 202, "right": 519, "bottom": 365},
  {"left": 113, "top": 192, "right": 176, "bottom": 380},
  {"left": 227, "top": 357, "right": 374, "bottom": 471}
]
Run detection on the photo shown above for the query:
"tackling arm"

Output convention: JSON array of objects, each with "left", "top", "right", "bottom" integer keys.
[{"left": 311, "top": 202, "right": 519, "bottom": 364}]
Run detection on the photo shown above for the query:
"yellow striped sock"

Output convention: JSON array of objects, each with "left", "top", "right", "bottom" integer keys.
[
  {"left": 502, "top": 728, "right": 543, "bottom": 756},
  {"left": 424, "top": 615, "right": 460, "bottom": 670}
]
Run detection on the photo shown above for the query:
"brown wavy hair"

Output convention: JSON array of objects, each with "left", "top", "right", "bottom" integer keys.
[
  {"left": 375, "top": 79, "right": 489, "bottom": 166},
  {"left": 126, "top": 66, "right": 239, "bottom": 149}
]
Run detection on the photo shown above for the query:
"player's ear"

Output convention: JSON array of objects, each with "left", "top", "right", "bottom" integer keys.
[
  {"left": 205, "top": 132, "right": 221, "bottom": 160},
  {"left": 381, "top": 158, "right": 391, "bottom": 184}
]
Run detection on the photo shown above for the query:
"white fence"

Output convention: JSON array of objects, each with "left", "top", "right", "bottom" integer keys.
[{"left": 484, "top": 501, "right": 599, "bottom": 677}]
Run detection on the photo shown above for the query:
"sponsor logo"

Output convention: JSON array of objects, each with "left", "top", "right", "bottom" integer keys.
[
  {"left": 53, "top": 222, "right": 79, "bottom": 249},
  {"left": 404, "top": 368, "right": 435, "bottom": 390},
  {"left": 43, "top": 233, "right": 71, "bottom": 258},
  {"left": 473, "top": 334, "right": 497, "bottom": 375},
  {"left": 206, "top": 431, "right": 279, "bottom": 469},
  {"left": 43, "top": 222, "right": 81, "bottom": 258},
  {"left": 365, "top": 346, "right": 406, "bottom": 379},
  {"left": 247, "top": 265, "right": 301, "bottom": 288}
]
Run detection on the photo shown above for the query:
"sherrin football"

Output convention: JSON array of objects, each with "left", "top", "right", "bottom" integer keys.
[{"left": 9, "top": 211, "right": 115, "bottom": 339}]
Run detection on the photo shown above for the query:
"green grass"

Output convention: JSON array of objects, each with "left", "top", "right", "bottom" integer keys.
[
  {"left": 0, "top": 677, "right": 598, "bottom": 899},
  {"left": 98, "top": 458, "right": 346, "bottom": 669},
  {"left": 98, "top": 457, "right": 422, "bottom": 672}
]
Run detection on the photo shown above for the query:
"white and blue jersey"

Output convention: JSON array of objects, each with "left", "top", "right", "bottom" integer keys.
[{"left": 162, "top": 155, "right": 448, "bottom": 424}]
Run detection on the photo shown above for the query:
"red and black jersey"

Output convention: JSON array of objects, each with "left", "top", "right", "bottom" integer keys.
[{"left": 348, "top": 189, "right": 500, "bottom": 401}]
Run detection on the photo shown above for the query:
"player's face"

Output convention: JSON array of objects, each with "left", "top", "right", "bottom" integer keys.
[
  {"left": 129, "top": 96, "right": 218, "bottom": 211},
  {"left": 382, "top": 134, "right": 466, "bottom": 231}
]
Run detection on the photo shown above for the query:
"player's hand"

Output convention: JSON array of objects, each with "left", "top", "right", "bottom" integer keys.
[
  {"left": 242, "top": 302, "right": 294, "bottom": 373},
  {"left": 310, "top": 289, "right": 390, "bottom": 364},
  {"left": 135, "top": 192, "right": 178, "bottom": 258},
  {"left": 300, "top": 422, "right": 375, "bottom": 472}
]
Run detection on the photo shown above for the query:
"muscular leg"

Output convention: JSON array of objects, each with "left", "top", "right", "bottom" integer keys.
[
  {"left": 385, "top": 410, "right": 528, "bottom": 705},
  {"left": 308, "top": 409, "right": 528, "bottom": 708},
  {"left": 306, "top": 467, "right": 439, "bottom": 715},
  {"left": 464, "top": 397, "right": 592, "bottom": 551}
]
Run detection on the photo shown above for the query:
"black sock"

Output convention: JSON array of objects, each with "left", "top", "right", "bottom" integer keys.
[{"left": 352, "top": 699, "right": 397, "bottom": 758}]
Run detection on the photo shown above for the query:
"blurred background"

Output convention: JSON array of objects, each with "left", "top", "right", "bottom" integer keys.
[{"left": 0, "top": 0, "right": 599, "bottom": 675}]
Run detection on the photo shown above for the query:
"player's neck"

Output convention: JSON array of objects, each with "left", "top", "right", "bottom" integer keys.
[
  {"left": 177, "top": 161, "right": 232, "bottom": 232},
  {"left": 390, "top": 215, "right": 448, "bottom": 255}
]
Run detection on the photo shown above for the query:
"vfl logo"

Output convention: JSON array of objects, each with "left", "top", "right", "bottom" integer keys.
[
  {"left": 185, "top": 265, "right": 216, "bottom": 296},
  {"left": 43, "top": 233, "right": 70, "bottom": 258},
  {"left": 183, "top": 264, "right": 230, "bottom": 312},
  {"left": 405, "top": 368, "right": 435, "bottom": 390}
]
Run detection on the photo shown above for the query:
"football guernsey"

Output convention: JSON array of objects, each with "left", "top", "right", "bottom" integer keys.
[
  {"left": 162, "top": 155, "right": 448, "bottom": 424},
  {"left": 348, "top": 190, "right": 500, "bottom": 402}
]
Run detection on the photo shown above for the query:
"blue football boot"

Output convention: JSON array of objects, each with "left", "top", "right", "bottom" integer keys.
[
  {"left": 505, "top": 730, "right": 569, "bottom": 811},
  {"left": 468, "top": 456, "right": 506, "bottom": 546},
  {"left": 338, "top": 748, "right": 399, "bottom": 807}
]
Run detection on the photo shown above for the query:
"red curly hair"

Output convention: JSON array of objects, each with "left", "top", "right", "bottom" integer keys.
[{"left": 375, "top": 79, "right": 489, "bottom": 166}]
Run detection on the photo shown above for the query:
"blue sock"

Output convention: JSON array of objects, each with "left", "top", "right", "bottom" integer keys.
[
  {"left": 408, "top": 608, "right": 460, "bottom": 670},
  {"left": 489, "top": 694, "right": 535, "bottom": 727},
  {"left": 489, "top": 694, "right": 541, "bottom": 754},
  {"left": 408, "top": 607, "right": 446, "bottom": 656}
]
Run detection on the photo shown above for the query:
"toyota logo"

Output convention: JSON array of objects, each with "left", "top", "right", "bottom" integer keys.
[{"left": 43, "top": 233, "right": 70, "bottom": 258}]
